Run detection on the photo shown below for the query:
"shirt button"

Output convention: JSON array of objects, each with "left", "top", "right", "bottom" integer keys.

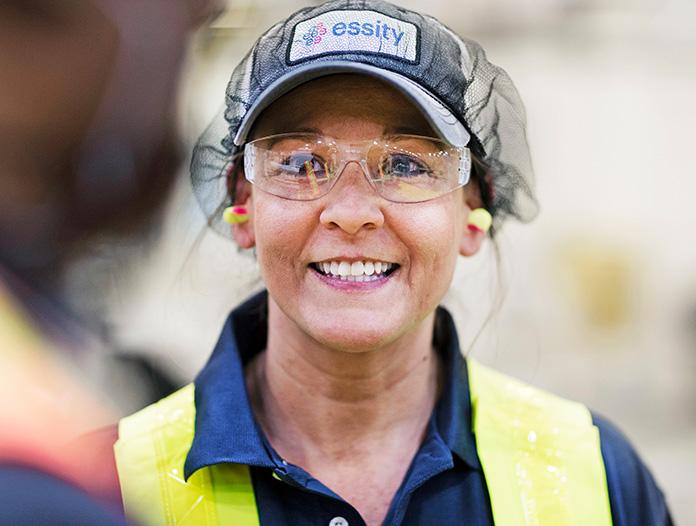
[{"left": 329, "top": 517, "right": 348, "bottom": 526}]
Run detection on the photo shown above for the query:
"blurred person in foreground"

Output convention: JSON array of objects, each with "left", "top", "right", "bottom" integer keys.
[
  {"left": 0, "top": 1, "right": 221, "bottom": 524},
  {"left": 112, "top": 2, "right": 672, "bottom": 526}
]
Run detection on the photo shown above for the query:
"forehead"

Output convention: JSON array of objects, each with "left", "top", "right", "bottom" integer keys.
[{"left": 249, "top": 73, "right": 435, "bottom": 139}]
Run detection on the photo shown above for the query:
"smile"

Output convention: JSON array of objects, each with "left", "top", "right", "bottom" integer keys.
[{"left": 309, "top": 259, "right": 399, "bottom": 282}]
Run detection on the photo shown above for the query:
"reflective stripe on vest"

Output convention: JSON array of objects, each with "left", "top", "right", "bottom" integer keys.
[
  {"left": 115, "top": 360, "right": 613, "bottom": 526},
  {"left": 114, "top": 384, "right": 260, "bottom": 526},
  {"left": 468, "top": 360, "right": 612, "bottom": 526}
]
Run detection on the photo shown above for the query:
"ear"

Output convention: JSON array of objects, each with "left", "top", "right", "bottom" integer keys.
[
  {"left": 459, "top": 191, "right": 486, "bottom": 258},
  {"left": 229, "top": 163, "right": 255, "bottom": 249},
  {"left": 459, "top": 218, "right": 486, "bottom": 257}
]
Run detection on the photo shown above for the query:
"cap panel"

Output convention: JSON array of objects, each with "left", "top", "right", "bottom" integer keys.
[{"left": 232, "top": 61, "right": 470, "bottom": 147}]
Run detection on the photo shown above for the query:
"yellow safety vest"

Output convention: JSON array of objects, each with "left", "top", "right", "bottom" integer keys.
[{"left": 115, "top": 360, "right": 613, "bottom": 526}]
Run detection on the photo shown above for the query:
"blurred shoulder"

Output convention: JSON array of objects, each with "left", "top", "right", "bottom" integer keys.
[
  {"left": 69, "top": 424, "right": 122, "bottom": 509},
  {"left": 592, "top": 413, "right": 674, "bottom": 526},
  {"left": 0, "top": 464, "right": 127, "bottom": 525}
]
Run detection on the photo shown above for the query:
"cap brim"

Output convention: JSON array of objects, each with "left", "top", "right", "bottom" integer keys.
[{"left": 233, "top": 61, "right": 470, "bottom": 147}]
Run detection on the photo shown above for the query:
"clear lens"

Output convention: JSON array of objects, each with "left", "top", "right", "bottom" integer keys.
[
  {"left": 370, "top": 136, "right": 463, "bottom": 202},
  {"left": 244, "top": 133, "right": 469, "bottom": 202},
  {"left": 245, "top": 134, "right": 335, "bottom": 200}
]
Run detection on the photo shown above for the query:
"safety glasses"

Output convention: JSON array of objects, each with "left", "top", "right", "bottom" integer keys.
[{"left": 243, "top": 133, "right": 471, "bottom": 203}]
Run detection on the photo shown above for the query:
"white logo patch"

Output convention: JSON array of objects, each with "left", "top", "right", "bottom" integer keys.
[{"left": 288, "top": 10, "right": 419, "bottom": 64}]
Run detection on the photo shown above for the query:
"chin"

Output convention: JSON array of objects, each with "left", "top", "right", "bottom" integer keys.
[{"left": 299, "top": 307, "right": 413, "bottom": 352}]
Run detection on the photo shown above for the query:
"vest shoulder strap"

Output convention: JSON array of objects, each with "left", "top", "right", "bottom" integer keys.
[
  {"left": 468, "top": 359, "right": 613, "bottom": 526},
  {"left": 114, "top": 384, "right": 259, "bottom": 526}
]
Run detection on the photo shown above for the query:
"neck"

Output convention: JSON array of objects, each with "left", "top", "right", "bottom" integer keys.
[{"left": 246, "top": 296, "right": 441, "bottom": 464}]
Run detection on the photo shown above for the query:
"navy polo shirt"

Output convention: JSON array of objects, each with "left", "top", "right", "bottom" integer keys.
[{"left": 184, "top": 291, "right": 673, "bottom": 526}]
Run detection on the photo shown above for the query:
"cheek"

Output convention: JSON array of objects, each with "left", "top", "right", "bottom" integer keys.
[
  {"left": 399, "top": 197, "right": 463, "bottom": 269},
  {"left": 252, "top": 196, "right": 315, "bottom": 278},
  {"left": 402, "top": 196, "right": 465, "bottom": 307}
]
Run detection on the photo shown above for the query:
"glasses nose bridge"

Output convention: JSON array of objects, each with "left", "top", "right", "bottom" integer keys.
[{"left": 333, "top": 141, "right": 375, "bottom": 189}]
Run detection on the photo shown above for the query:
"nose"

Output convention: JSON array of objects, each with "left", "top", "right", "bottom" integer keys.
[{"left": 319, "top": 161, "right": 385, "bottom": 235}]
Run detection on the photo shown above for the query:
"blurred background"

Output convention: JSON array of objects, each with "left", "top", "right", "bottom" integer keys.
[{"left": 61, "top": 0, "right": 695, "bottom": 523}]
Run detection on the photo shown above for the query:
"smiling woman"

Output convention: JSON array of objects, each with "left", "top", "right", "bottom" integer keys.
[
  {"left": 235, "top": 75, "right": 475, "bottom": 354},
  {"left": 112, "top": 1, "right": 673, "bottom": 526}
]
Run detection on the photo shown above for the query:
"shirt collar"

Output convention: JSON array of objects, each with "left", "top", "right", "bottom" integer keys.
[
  {"left": 184, "top": 290, "right": 480, "bottom": 479},
  {"left": 184, "top": 291, "right": 274, "bottom": 479},
  {"left": 432, "top": 305, "right": 481, "bottom": 469}
]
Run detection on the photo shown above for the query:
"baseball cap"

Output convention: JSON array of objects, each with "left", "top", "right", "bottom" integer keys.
[
  {"left": 233, "top": 61, "right": 471, "bottom": 148},
  {"left": 192, "top": 0, "right": 539, "bottom": 234}
]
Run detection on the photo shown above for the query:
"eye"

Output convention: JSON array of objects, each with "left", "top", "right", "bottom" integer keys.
[
  {"left": 276, "top": 153, "right": 327, "bottom": 179},
  {"left": 381, "top": 153, "right": 431, "bottom": 178}
]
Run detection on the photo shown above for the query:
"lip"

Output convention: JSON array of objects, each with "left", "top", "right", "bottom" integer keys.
[
  {"left": 310, "top": 255, "right": 399, "bottom": 265},
  {"left": 308, "top": 264, "right": 399, "bottom": 291}
]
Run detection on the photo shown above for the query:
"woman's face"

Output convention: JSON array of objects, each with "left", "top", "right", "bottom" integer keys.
[{"left": 237, "top": 74, "right": 484, "bottom": 352}]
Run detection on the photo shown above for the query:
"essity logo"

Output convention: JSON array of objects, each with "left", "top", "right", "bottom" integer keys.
[
  {"left": 302, "top": 22, "right": 327, "bottom": 46},
  {"left": 289, "top": 10, "right": 419, "bottom": 64}
]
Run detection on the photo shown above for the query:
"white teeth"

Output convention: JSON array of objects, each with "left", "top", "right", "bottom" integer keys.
[
  {"left": 364, "top": 261, "right": 374, "bottom": 276},
  {"left": 351, "top": 261, "right": 364, "bottom": 276},
  {"left": 337, "top": 261, "right": 351, "bottom": 277},
  {"left": 314, "top": 259, "right": 397, "bottom": 281}
]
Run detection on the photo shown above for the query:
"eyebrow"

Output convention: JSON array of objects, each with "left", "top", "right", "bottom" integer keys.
[{"left": 297, "top": 126, "right": 322, "bottom": 134}]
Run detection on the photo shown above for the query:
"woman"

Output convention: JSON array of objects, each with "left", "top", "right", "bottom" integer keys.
[{"left": 114, "top": 1, "right": 673, "bottom": 525}]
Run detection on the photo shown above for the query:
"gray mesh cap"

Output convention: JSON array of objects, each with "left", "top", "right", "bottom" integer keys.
[{"left": 192, "top": 0, "right": 539, "bottom": 234}]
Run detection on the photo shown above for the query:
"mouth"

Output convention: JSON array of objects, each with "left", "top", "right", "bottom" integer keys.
[{"left": 309, "top": 259, "right": 400, "bottom": 283}]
